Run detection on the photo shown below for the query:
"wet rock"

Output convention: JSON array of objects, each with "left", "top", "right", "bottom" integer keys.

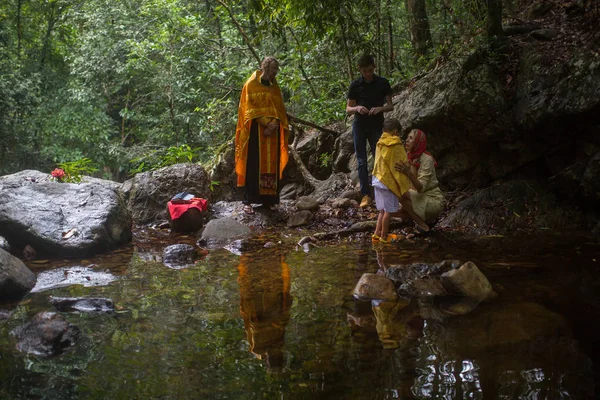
[
  {"left": 385, "top": 260, "right": 484, "bottom": 299},
  {"left": 23, "top": 245, "right": 36, "bottom": 261},
  {"left": 223, "top": 239, "right": 250, "bottom": 255},
  {"left": 287, "top": 210, "right": 312, "bottom": 228},
  {"left": 333, "top": 129, "right": 355, "bottom": 175},
  {"left": 301, "top": 242, "right": 319, "bottom": 253},
  {"left": 295, "top": 196, "right": 319, "bottom": 211},
  {"left": 0, "top": 170, "right": 132, "bottom": 257},
  {"left": 31, "top": 265, "right": 118, "bottom": 293},
  {"left": 49, "top": 296, "right": 115, "bottom": 313},
  {"left": 0, "top": 236, "right": 10, "bottom": 252},
  {"left": 10, "top": 312, "right": 80, "bottom": 356},
  {"left": 209, "top": 141, "right": 239, "bottom": 202},
  {"left": 279, "top": 183, "right": 299, "bottom": 200},
  {"left": 353, "top": 273, "right": 398, "bottom": 301},
  {"left": 162, "top": 244, "right": 198, "bottom": 269},
  {"left": 0, "top": 309, "right": 13, "bottom": 320},
  {"left": 531, "top": 28, "right": 559, "bottom": 41},
  {"left": 297, "top": 236, "right": 316, "bottom": 246},
  {"left": 441, "top": 261, "right": 497, "bottom": 302},
  {"left": 199, "top": 217, "right": 252, "bottom": 247},
  {"left": 341, "top": 189, "right": 362, "bottom": 202},
  {"left": 439, "top": 181, "right": 585, "bottom": 235},
  {"left": 0, "top": 248, "right": 36, "bottom": 303},
  {"left": 127, "top": 163, "right": 211, "bottom": 225},
  {"left": 331, "top": 198, "right": 353, "bottom": 209}
]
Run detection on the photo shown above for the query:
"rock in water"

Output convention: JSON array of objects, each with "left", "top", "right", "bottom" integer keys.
[
  {"left": 0, "top": 170, "right": 131, "bottom": 257},
  {"left": 162, "top": 244, "right": 198, "bottom": 269},
  {"left": 49, "top": 296, "right": 115, "bottom": 313},
  {"left": 0, "top": 248, "right": 36, "bottom": 303},
  {"left": 10, "top": 312, "right": 80, "bottom": 356},
  {"left": 353, "top": 273, "right": 398, "bottom": 301},
  {"left": 441, "top": 261, "right": 496, "bottom": 302}
]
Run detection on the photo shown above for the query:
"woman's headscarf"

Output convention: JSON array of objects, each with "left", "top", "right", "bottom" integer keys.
[{"left": 407, "top": 129, "right": 437, "bottom": 167}]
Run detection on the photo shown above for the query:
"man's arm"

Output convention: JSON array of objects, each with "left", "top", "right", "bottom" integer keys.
[
  {"left": 368, "top": 95, "right": 394, "bottom": 115},
  {"left": 346, "top": 99, "right": 369, "bottom": 115}
]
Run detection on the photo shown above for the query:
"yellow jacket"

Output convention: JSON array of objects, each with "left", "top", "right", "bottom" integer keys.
[
  {"left": 373, "top": 132, "right": 411, "bottom": 198},
  {"left": 235, "top": 70, "right": 289, "bottom": 187}
]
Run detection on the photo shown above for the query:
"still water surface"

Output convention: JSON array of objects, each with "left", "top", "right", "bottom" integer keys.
[{"left": 1, "top": 230, "right": 599, "bottom": 399}]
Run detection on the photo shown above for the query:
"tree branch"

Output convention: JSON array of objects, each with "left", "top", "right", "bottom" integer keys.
[
  {"left": 215, "top": 0, "right": 262, "bottom": 66},
  {"left": 287, "top": 114, "right": 339, "bottom": 136}
]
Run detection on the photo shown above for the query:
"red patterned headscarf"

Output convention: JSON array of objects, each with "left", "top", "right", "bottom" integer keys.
[{"left": 407, "top": 129, "right": 437, "bottom": 167}]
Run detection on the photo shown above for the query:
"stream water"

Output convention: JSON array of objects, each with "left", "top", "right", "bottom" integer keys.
[{"left": 1, "top": 229, "right": 599, "bottom": 399}]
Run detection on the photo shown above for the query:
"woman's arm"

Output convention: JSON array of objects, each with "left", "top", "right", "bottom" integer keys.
[{"left": 395, "top": 161, "right": 423, "bottom": 192}]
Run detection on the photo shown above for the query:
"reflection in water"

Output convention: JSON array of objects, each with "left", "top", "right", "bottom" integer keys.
[
  {"left": 237, "top": 253, "right": 292, "bottom": 373},
  {"left": 372, "top": 298, "right": 424, "bottom": 350}
]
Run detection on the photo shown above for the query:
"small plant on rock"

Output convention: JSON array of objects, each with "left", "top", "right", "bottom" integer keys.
[{"left": 53, "top": 158, "right": 98, "bottom": 183}]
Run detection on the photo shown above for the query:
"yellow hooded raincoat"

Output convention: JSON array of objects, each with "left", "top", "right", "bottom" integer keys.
[{"left": 372, "top": 132, "right": 411, "bottom": 199}]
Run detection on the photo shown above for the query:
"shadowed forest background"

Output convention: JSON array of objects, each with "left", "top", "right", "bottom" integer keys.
[{"left": 0, "top": 0, "right": 505, "bottom": 180}]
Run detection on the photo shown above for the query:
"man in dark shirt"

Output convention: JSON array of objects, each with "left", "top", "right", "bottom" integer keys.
[{"left": 346, "top": 54, "right": 394, "bottom": 208}]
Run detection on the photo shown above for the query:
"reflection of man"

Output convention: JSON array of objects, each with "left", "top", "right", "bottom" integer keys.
[{"left": 237, "top": 254, "right": 292, "bottom": 372}]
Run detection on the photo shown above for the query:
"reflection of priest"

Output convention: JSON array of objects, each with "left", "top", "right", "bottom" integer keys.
[{"left": 237, "top": 254, "right": 292, "bottom": 372}]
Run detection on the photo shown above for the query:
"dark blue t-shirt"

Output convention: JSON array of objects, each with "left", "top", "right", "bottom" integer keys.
[{"left": 347, "top": 75, "right": 392, "bottom": 127}]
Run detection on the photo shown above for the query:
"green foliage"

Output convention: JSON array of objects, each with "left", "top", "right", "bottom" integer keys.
[
  {"left": 57, "top": 158, "right": 99, "bottom": 183},
  {"left": 318, "top": 152, "right": 332, "bottom": 168},
  {"left": 0, "top": 0, "right": 496, "bottom": 179},
  {"left": 129, "top": 144, "right": 199, "bottom": 175}
]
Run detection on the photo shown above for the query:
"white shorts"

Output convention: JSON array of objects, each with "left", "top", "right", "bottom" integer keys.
[{"left": 374, "top": 185, "right": 399, "bottom": 213}]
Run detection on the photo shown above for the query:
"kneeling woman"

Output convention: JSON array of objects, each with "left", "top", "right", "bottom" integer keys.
[{"left": 395, "top": 129, "right": 445, "bottom": 233}]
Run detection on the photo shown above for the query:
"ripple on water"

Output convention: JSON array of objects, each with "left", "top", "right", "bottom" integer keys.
[{"left": 31, "top": 265, "right": 118, "bottom": 293}]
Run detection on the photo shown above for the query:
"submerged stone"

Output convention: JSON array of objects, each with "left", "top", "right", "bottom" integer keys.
[
  {"left": 49, "top": 296, "right": 115, "bottom": 313},
  {"left": 32, "top": 265, "right": 118, "bottom": 293},
  {"left": 162, "top": 244, "right": 198, "bottom": 269},
  {"left": 10, "top": 312, "right": 80, "bottom": 356}
]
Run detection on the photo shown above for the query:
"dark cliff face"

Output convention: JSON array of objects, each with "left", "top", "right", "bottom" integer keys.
[{"left": 386, "top": 6, "right": 600, "bottom": 228}]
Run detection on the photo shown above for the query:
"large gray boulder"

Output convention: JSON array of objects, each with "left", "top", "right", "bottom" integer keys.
[
  {"left": 127, "top": 163, "right": 211, "bottom": 225},
  {"left": 0, "top": 170, "right": 131, "bottom": 257},
  {"left": 199, "top": 217, "right": 252, "bottom": 247},
  {"left": 0, "top": 248, "right": 36, "bottom": 303}
]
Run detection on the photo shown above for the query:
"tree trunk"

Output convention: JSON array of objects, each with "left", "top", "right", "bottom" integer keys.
[
  {"left": 405, "top": 0, "right": 432, "bottom": 59},
  {"left": 16, "top": 0, "right": 23, "bottom": 59},
  {"left": 386, "top": 0, "right": 394, "bottom": 74},
  {"left": 486, "top": 0, "right": 504, "bottom": 43},
  {"left": 40, "top": 2, "right": 59, "bottom": 70},
  {"left": 337, "top": 11, "right": 354, "bottom": 81}
]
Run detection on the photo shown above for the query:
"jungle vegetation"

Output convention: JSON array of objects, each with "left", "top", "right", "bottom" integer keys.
[{"left": 0, "top": 0, "right": 502, "bottom": 180}]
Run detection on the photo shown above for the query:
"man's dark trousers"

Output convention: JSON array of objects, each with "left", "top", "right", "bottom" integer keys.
[{"left": 353, "top": 120, "right": 383, "bottom": 196}]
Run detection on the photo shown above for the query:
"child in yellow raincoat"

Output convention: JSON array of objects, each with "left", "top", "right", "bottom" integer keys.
[{"left": 371, "top": 118, "right": 411, "bottom": 243}]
